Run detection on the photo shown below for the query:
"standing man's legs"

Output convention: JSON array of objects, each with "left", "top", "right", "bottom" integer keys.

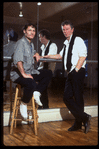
[{"left": 63, "top": 68, "right": 91, "bottom": 132}]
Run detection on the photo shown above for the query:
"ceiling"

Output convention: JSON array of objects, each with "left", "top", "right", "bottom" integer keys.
[{"left": 3, "top": 2, "right": 98, "bottom": 36}]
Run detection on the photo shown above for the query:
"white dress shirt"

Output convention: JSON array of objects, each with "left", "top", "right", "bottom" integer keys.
[
  {"left": 59, "top": 35, "right": 87, "bottom": 73},
  {"left": 38, "top": 40, "right": 58, "bottom": 70}
]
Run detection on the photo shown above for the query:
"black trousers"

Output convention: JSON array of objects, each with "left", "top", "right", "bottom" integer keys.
[
  {"left": 14, "top": 69, "right": 52, "bottom": 103},
  {"left": 63, "top": 68, "right": 88, "bottom": 123}
]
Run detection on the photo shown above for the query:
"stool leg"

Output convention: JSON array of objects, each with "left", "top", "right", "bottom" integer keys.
[
  {"left": 14, "top": 86, "right": 21, "bottom": 128},
  {"left": 10, "top": 87, "right": 18, "bottom": 134},
  {"left": 32, "top": 96, "right": 37, "bottom": 135},
  {"left": 14, "top": 99, "right": 20, "bottom": 128},
  {"left": 9, "top": 80, "right": 12, "bottom": 126},
  {"left": 35, "top": 104, "right": 39, "bottom": 127}
]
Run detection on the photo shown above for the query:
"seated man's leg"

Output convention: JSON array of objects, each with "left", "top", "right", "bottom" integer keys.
[
  {"left": 33, "top": 69, "right": 52, "bottom": 109},
  {"left": 14, "top": 77, "right": 37, "bottom": 103},
  {"left": 14, "top": 77, "right": 37, "bottom": 119},
  {"left": 33, "top": 69, "right": 52, "bottom": 94}
]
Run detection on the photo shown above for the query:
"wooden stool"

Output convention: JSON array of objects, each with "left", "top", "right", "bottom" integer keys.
[
  {"left": 10, "top": 84, "right": 38, "bottom": 135},
  {"left": 3, "top": 79, "right": 13, "bottom": 126}
]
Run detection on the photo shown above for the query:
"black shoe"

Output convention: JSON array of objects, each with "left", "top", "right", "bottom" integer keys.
[
  {"left": 38, "top": 106, "right": 43, "bottom": 109},
  {"left": 68, "top": 121, "right": 82, "bottom": 131},
  {"left": 84, "top": 115, "right": 91, "bottom": 134}
]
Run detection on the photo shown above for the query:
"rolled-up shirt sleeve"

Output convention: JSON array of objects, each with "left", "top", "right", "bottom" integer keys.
[
  {"left": 48, "top": 43, "right": 58, "bottom": 55},
  {"left": 13, "top": 41, "right": 24, "bottom": 66},
  {"left": 59, "top": 48, "right": 64, "bottom": 57},
  {"left": 75, "top": 37, "right": 87, "bottom": 58}
]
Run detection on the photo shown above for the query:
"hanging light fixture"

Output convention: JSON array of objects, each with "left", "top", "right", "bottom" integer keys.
[
  {"left": 19, "top": 11, "right": 23, "bottom": 17},
  {"left": 37, "top": 2, "right": 41, "bottom": 6},
  {"left": 18, "top": 2, "right": 23, "bottom": 17},
  {"left": 37, "top": 2, "right": 41, "bottom": 52}
]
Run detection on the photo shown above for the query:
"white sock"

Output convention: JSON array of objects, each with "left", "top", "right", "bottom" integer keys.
[{"left": 20, "top": 102, "right": 28, "bottom": 120}]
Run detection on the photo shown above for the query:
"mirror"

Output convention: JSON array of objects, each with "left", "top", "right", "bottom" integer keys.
[{"left": 3, "top": 2, "right": 98, "bottom": 111}]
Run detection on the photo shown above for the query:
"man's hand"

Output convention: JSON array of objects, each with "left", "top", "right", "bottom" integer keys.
[
  {"left": 22, "top": 73, "right": 33, "bottom": 79},
  {"left": 75, "top": 57, "right": 86, "bottom": 71},
  {"left": 33, "top": 53, "right": 41, "bottom": 62}
]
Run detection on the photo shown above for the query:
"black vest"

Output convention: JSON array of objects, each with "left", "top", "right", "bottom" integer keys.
[
  {"left": 39, "top": 41, "right": 52, "bottom": 69},
  {"left": 62, "top": 33, "right": 76, "bottom": 74}
]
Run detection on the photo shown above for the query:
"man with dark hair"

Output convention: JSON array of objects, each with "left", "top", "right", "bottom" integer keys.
[
  {"left": 44, "top": 20, "right": 91, "bottom": 134},
  {"left": 37, "top": 29, "right": 57, "bottom": 72},
  {"left": 61, "top": 20, "right": 74, "bottom": 30},
  {"left": 10, "top": 23, "right": 52, "bottom": 119},
  {"left": 39, "top": 29, "right": 50, "bottom": 40},
  {"left": 34, "top": 29, "right": 57, "bottom": 109}
]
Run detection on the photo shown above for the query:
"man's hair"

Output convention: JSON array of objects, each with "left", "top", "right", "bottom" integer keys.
[
  {"left": 22, "top": 23, "right": 36, "bottom": 32},
  {"left": 39, "top": 29, "right": 50, "bottom": 40},
  {"left": 61, "top": 20, "right": 74, "bottom": 29}
]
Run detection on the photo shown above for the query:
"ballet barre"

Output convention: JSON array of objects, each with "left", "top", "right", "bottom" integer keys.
[
  {"left": 39, "top": 58, "right": 62, "bottom": 63},
  {"left": 39, "top": 58, "right": 98, "bottom": 64},
  {"left": 3, "top": 56, "right": 98, "bottom": 64},
  {"left": 3, "top": 56, "right": 12, "bottom": 61}
]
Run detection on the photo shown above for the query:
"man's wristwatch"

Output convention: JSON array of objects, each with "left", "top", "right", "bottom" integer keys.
[{"left": 75, "top": 67, "right": 79, "bottom": 72}]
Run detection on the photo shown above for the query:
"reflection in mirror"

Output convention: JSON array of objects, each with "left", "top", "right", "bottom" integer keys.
[{"left": 3, "top": 2, "right": 98, "bottom": 112}]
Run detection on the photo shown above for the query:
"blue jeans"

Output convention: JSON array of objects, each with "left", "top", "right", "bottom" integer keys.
[{"left": 14, "top": 69, "right": 52, "bottom": 103}]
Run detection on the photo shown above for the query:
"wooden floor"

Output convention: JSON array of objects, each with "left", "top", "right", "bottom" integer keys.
[{"left": 3, "top": 117, "right": 98, "bottom": 146}]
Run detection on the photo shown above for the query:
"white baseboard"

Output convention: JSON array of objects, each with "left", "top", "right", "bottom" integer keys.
[{"left": 3, "top": 105, "right": 98, "bottom": 126}]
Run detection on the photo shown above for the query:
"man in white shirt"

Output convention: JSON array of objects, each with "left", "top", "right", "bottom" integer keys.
[
  {"left": 44, "top": 20, "right": 91, "bottom": 134},
  {"left": 34, "top": 29, "right": 57, "bottom": 108},
  {"left": 38, "top": 29, "right": 57, "bottom": 72}
]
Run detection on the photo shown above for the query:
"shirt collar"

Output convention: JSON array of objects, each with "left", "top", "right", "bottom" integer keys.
[
  {"left": 41, "top": 40, "right": 50, "bottom": 51},
  {"left": 64, "top": 34, "right": 73, "bottom": 45},
  {"left": 22, "top": 36, "right": 32, "bottom": 45}
]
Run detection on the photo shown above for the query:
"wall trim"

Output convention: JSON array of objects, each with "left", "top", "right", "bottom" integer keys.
[{"left": 3, "top": 105, "right": 98, "bottom": 126}]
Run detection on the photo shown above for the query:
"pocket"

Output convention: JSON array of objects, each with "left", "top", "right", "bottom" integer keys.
[
  {"left": 70, "top": 68, "right": 78, "bottom": 80},
  {"left": 71, "top": 68, "right": 77, "bottom": 74}
]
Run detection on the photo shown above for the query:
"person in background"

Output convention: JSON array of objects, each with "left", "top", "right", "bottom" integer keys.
[
  {"left": 3, "top": 29, "right": 18, "bottom": 91},
  {"left": 38, "top": 29, "right": 57, "bottom": 72},
  {"left": 35, "top": 29, "right": 58, "bottom": 109},
  {"left": 10, "top": 23, "right": 52, "bottom": 120},
  {"left": 44, "top": 20, "right": 91, "bottom": 134}
]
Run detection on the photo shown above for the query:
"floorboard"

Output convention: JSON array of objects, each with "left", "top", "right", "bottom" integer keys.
[{"left": 3, "top": 117, "right": 98, "bottom": 146}]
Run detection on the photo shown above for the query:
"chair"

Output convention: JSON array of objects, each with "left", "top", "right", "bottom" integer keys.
[{"left": 10, "top": 84, "right": 38, "bottom": 135}]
